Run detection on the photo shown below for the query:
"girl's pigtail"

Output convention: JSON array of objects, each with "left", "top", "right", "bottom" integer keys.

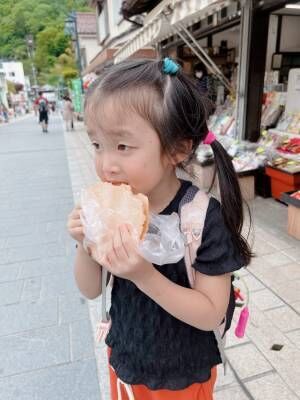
[{"left": 210, "top": 140, "right": 252, "bottom": 265}]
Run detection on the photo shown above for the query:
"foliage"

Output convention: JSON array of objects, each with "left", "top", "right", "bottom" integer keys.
[
  {"left": 47, "top": 48, "right": 78, "bottom": 87},
  {"left": 0, "top": 0, "right": 92, "bottom": 85}
]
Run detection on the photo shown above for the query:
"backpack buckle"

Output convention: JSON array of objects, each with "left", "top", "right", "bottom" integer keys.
[
  {"left": 192, "top": 228, "right": 202, "bottom": 241},
  {"left": 183, "top": 231, "right": 193, "bottom": 245}
]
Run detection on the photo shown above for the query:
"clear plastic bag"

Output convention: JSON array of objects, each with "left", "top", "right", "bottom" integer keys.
[{"left": 138, "top": 213, "right": 185, "bottom": 265}]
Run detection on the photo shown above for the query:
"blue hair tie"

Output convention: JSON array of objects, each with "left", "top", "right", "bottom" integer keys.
[{"left": 162, "top": 57, "right": 179, "bottom": 75}]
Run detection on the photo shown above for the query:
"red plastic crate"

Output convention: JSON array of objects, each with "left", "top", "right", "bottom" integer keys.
[{"left": 265, "top": 167, "right": 300, "bottom": 200}]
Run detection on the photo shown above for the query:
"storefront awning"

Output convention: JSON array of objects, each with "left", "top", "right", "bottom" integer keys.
[
  {"left": 83, "top": 48, "right": 117, "bottom": 75},
  {"left": 114, "top": 0, "right": 232, "bottom": 63}
]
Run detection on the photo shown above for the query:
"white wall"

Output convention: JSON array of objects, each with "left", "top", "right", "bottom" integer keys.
[
  {"left": 265, "top": 14, "right": 279, "bottom": 72},
  {"left": 2, "top": 62, "right": 26, "bottom": 87},
  {"left": 280, "top": 15, "right": 300, "bottom": 52},
  {"left": 97, "top": 0, "right": 132, "bottom": 45},
  {"left": 79, "top": 36, "right": 100, "bottom": 66}
]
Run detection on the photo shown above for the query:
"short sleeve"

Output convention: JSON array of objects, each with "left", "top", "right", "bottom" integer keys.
[{"left": 193, "top": 197, "right": 246, "bottom": 276}]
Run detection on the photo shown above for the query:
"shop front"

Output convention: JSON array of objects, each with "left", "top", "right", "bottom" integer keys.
[{"left": 114, "top": 0, "right": 300, "bottom": 239}]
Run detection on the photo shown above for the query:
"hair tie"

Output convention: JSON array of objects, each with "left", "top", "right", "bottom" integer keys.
[
  {"left": 203, "top": 131, "right": 216, "bottom": 145},
  {"left": 162, "top": 57, "right": 179, "bottom": 75}
]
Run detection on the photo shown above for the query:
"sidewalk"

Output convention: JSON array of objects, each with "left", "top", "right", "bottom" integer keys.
[
  {"left": 0, "top": 115, "right": 101, "bottom": 400},
  {"left": 65, "top": 121, "right": 300, "bottom": 400},
  {"left": 0, "top": 111, "right": 34, "bottom": 126}
]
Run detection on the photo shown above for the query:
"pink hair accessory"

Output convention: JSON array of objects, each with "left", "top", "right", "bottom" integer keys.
[{"left": 203, "top": 131, "right": 216, "bottom": 145}]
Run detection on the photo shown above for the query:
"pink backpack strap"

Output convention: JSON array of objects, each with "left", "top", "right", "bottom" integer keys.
[
  {"left": 179, "top": 186, "right": 210, "bottom": 288},
  {"left": 180, "top": 185, "right": 230, "bottom": 373}
]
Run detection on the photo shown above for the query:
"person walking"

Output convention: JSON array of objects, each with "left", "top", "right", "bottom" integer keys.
[
  {"left": 63, "top": 96, "right": 74, "bottom": 131},
  {"left": 35, "top": 91, "right": 49, "bottom": 133},
  {"left": 0, "top": 103, "right": 9, "bottom": 122}
]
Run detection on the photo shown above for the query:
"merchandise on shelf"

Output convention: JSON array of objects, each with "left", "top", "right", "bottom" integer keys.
[
  {"left": 277, "top": 138, "right": 300, "bottom": 155},
  {"left": 83, "top": 73, "right": 98, "bottom": 90},
  {"left": 261, "top": 92, "right": 286, "bottom": 129},
  {"left": 291, "top": 190, "right": 300, "bottom": 200},
  {"left": 276, "top": 113, "right": 300, "bottom": 135},
  {"left": 208, "top": 96, "right": 236, "bottom": 137},
  {"left": 196, "top": 135, "right": 265, "bottom": 173},
  {"left": 256, "top": 130, "right": 300, "bottom": 173},
  {"left": 208, "top": 91, "right": 287, "bottom": 140}
]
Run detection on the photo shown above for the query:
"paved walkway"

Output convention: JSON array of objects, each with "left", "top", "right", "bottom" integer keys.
[
  {"left": 1, "top": 115, "right": 300, "bottom": 400},
  {"left": 0, "top": 115, "right": 101, "bottom": 400}
]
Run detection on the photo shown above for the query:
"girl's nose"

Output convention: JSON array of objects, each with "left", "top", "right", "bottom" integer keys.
[{"left": 97, "top": 153, "right": 120, "bottom": 179}]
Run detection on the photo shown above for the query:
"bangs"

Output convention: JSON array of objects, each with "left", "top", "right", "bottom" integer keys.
[{"left": 84, "top": 85, "right": 167, "bottom": 147}]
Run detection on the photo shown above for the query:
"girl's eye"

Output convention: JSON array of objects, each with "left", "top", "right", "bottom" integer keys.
[{"left": 117, "top": 144, "right": 130, "bottom": 151}]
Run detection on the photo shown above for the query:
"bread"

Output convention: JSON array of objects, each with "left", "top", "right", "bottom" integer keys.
[{"left": 84, "top": 181, "right": 149, "bottom": 241}]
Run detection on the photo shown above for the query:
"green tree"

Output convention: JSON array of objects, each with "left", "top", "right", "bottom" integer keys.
[
  {"left": 0, "top": 0, "right": 92, "bottom": 84},
  {"left": 34, "top": 25, "right": 69, "bottom": 73},
  {"left": 48, "top": 47, "right": 78, "bottom": 87}
]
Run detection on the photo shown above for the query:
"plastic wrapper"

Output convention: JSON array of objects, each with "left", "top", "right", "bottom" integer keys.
[
  {"left": 80, "top": 188, "right": 185, "bottom": 266},
  {"left": 139, "top": 213, "right": 185, "bottom": 265}
]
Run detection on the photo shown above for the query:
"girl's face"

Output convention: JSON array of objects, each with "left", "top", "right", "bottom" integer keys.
[{"left": 86, "top": 99, "right": 175, "bottom": 197}]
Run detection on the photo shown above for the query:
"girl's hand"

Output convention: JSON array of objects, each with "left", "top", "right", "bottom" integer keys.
[
  {"left": 67, "top": 205, "right": 84, "bottom": 244},
  {"left": 100, "top": 224, "right": 154, "bottom": 284}
]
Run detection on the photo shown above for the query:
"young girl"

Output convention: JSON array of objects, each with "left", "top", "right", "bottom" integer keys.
[{"left": 67, "top": 58, "right": 252, "bottom": 400}]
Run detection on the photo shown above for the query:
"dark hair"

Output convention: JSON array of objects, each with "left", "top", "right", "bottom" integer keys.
[
  {"left": 85, "top": 58, "right": 252, "bottom": 265},
  {"left": 38, "top": 91, "right": 43, "bottom": 96},
  {"left": 194, "top": 62, "right": 208, "bottom": 76}
]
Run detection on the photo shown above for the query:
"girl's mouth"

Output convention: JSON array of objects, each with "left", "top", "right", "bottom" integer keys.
[{"left": 104, "top": 180, "right": 128, "bottom": 186}]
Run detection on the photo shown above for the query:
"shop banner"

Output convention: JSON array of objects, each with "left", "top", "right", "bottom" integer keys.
[{"left": 71, "top": 78, "right": 83, "bottom": 113}]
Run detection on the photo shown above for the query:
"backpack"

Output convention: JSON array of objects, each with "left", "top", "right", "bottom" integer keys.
[
  {"left": 97, "top": 185, "right": 249, "bottom": 374},
  {"left": 178, "top": 185, "right": 249, "bottom": 373},
  {"left": 39, "top": 99, "right": 48, "bottom": 113}
]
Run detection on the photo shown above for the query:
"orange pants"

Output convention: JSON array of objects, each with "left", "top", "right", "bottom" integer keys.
[{"left": 108, "top": 350, "right": 217, "bottom": 400}]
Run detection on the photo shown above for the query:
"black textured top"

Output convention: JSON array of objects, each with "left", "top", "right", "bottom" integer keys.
[{"left": 106, "top": 180, "right": 244, "bottom": 390}]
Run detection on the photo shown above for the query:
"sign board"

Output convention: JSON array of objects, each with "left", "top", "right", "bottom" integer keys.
[{"left": 71, "top": 78, "right": 83, "bottom": 113}]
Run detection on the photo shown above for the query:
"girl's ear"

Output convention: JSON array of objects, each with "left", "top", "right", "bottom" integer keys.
[{"left": 170, "top": 140, "right": 193, "bottom": 165}]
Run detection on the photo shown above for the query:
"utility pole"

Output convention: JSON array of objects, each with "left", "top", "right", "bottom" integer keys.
[{"left": 26, "top": 34, "right": 38, "bottom": 89}]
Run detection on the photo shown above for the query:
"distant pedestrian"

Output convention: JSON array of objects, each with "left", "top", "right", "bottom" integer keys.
[
  {"left": 35, "top": 92, "right": 49, "bottom": 133},
  {"left": 0, "top": 103, "right": 9, "bottom": 122},
  {"left": 63, "top": 96, "right": 74, "bottom": 131},
  {"left": 194, "top": 63, "right": 210, "bottom": 95},
  {"left": 194, "top": 63, "right": 216, "bottom": 114}
]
